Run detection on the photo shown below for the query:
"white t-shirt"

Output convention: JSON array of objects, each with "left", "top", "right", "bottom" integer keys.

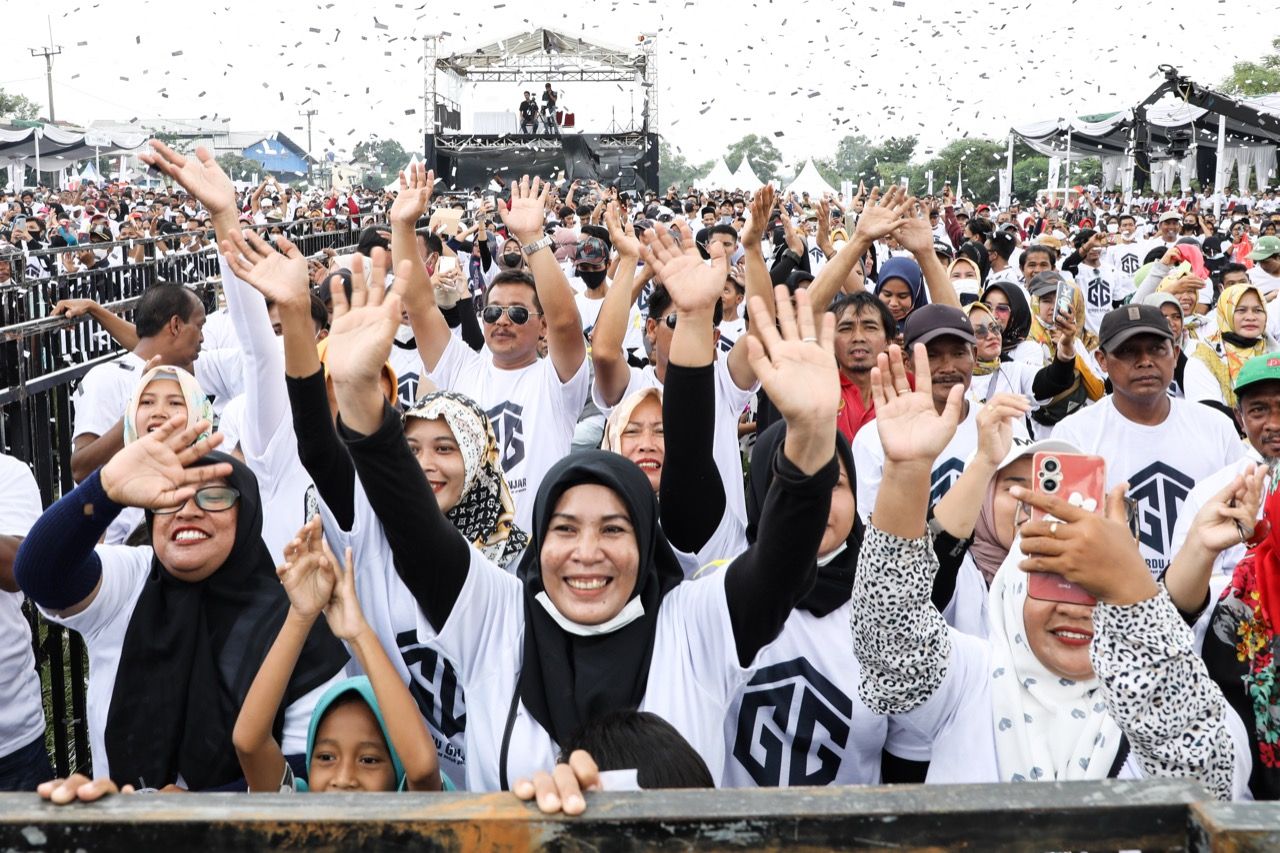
[
  {"left": 1075, "top": 264, "right": 1119, "bottom": 335},
  {"left": 425, "top": 547, "right": 753, "bottom": 791},
  {"left": 39, "top": 544, "right": 339, "bottom": 782},
  {"left": 427, "top": 335, "right": 590, "bottom": 530},
  {"left": 317, "top": 479, "right": 470, "bottom": 789},
  {"left": 1051, "top": 396, "right": 1244, "bottom": 576},
  {"left": 719, "top": 601, "right": 893, "bottom": 787},
  {"left": 942, "top": 554, "right": 991, "bottom": 639},
  {"left": 1105, "top": 240, "right": 1147, "bottom": 301},
  {"left": 1248, "top": 264, "right": 1280, "bottom": 295},
  {"left": 0, "top": 455, "right": 49, "bottom": 758},
  {"left": 718, "top": 318, "right": 746, "bottom": 355},
  {"left": 854, "top": 401, "right": 1027, "bottom": 523},
  {"left": 592, "top": 360, "right": 757, "bottom": 530},
  {"left": 389, "top": 337, "right": 427, "bottom": 410}
]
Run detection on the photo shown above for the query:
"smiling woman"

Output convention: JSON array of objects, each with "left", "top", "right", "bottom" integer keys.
[{"left": 13, "top": 417, "right": 348, "bottom": 793}]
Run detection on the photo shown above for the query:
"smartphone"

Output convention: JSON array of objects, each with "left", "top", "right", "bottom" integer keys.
[
  {"left": 1027, "top": 452, "right": 1105, "bottom": 606},
  {"left": 437, "top": 255, "right": 458, "bottom": 274},
  {"left": 1053, "top": 279, "right": 1074, "bottom": 325}
]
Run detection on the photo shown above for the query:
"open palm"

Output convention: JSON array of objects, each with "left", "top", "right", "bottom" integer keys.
[
  {"left": 499, "top": 175, "right": 550, "bottom": 241},
  {"left": 741, "top": 185, "right": 776, "bottom": 245},
  {"left": 222, "top": 230, "right": 309, "bottom": 305},
  {"left": 641, "top": 221, "right": 725, "bottom": 313},
  {"left": 140, "top": 141, "right": 236, "bottom": 216},
  {"left": 99, "top": 416, "right": 230, "bottom": 509},
  {"left": 322, "top": 540, "right": 368, "bottom": 642},
  {"left": 605, "top": 202, "right": 640, "bottom": 257},
  {"left": 870, "top": 344, "right": 963, "bottom": 466},
  {"left": 744, "top": 286, "right": 839, "bottom": 425},
  {"left": 324, "top": 252, "right": 405, "bottom": 387},
  {"left": 853, "top": 186, "right": 913, "bottom": 243},
  {"left": 891, "top": 213, "right": 934, "bottom": 256},
  {"left": 278, "top": 518, "right": 336, "bottom": 621},
  {"left": 390, "top": 162, "right": 435, "bottom": 226}
]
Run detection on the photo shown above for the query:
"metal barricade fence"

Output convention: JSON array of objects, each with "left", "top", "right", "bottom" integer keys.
[{"left": 0, "top": 213, "right": 385, "bottom": 778}]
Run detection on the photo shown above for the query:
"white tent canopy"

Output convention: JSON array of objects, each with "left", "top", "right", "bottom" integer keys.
[
  {"left": 383, "top": 153, "right": 423, "bottom": 191},
  {"left": 785, "top": 159, "right": 838, "bottom": 198},
  {"left": 729, "top": 158, "right": 764, "bottom": 191},
  {"left": 0, "top": 124, "right": 149, "bottom": 169},
  {"left": 698, "top": 158, "right": 737, "bottom": 190}
]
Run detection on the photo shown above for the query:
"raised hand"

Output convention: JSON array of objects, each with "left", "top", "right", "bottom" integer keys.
[
  {"left": 322, "top": 537, "right": 370, "bottom": 642},
  {"left": 1051, "top": 303, "right": 1078, "bottom": 360},
  {"left": 1184, "top": 464, "right": 1265, "bottom": 555},
  {"left": 99, "top": 414, "right": 230, "bottom": 509},
  {"left": 741, "top": 184, "right": 776, "bottom": 246},
  {"left": 778, "top": 208, "right": 806, "bottom": 256},
  {"left": 139, "top": 141, "right": 236, "bottom": 217},
  {"left": 221, "top": 230, "right": 309, "bottom": 307},
  {"left": 639, "top": 220, "right": 727, "bottom": 315},
  {"left": 852, "top": 185, "right": 914, "bottom": 243},
  {"left": 277, "top": 517, "right": 336, "bottom": 622},
  {"left": 513, "top": 750, "right": 602, "bottom": 816},
  {"left": 1015, "top": 483, "right": 1158, "bottom": 607},
  {"left": 815, "top": 198, "right": 834, "bottom": 256},
  {"left": 604, "top": 201, "right": 640, "bottom": 259},
  {"left": 389, "top": 162, "right": 436, "bottom": 226},
  {"left": 869, "top": 344, "right": 964, "bottom": 467},
  {"left": 745, "top": 285, "right": 839, "bottom": 428},
  {"left": 890, "top": 202, "right": 936, "bottom": 256},
  {"left": 974, "top": 393, "right": 1032, "bottom": 468},
  {"left": 499, "top": 175, "right": 551, "bottom": 242},
  {"left": 324, "top": 248, "right": 407, "bottom": 389}
]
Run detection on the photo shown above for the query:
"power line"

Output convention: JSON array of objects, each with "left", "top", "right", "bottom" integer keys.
[{"left": 28, "top": 16, "right": 63, "bottom": 121}]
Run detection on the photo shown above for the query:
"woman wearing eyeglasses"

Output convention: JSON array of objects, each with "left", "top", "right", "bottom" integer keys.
[{"left": 13, "top": 418, "right": 348, "bottom": 796}]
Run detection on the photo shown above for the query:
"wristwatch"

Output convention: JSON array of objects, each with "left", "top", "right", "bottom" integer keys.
[{"left": 521, "top": 235, "right": 554, "bottom": 256}]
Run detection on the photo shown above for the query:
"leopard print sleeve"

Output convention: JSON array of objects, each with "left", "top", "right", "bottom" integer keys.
[
  {"left": 1091, "top": 585, "right": 1238, "bottom": 802},
  {"left": 852, "top": 524, "right": 952, "bottom": 715}
]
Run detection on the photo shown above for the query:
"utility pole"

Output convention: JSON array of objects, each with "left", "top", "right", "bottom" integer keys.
[
  {"left": 299, "top": 109, "right": 318, "bottom": 177},
  {"left": 29, "top": 18, "right": 62, "bottom": 121}
]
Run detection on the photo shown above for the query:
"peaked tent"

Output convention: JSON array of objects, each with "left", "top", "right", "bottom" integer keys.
[
  {"left": 384, "top": 153, "right": 423, "bottom": 191},
  {"left": 785, "top": 159, "right": 838, "bottom": 198},
  {"left": 698, "top": 158, "right": 738, "bottom": 190},
  {"left": 730, "top": 158, "right": 765, "bottom": 191}
]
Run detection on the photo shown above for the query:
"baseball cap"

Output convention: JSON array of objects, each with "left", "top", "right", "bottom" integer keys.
[
  {"left": 1233, "top": 353, "right": 1280, "bottom": 397},
  {"left": 903, "top": 304, "right": 976, "bottom": 349},
  {"left": 1097, "top": 303, "right": 1174, "bottom": 352},
  {"left": 574, "top": 236, "right": 609, "bottom": 266},
  {"left": 1141, "top": 292, "right": 1183, "bottom": 317},
  {"left": 967, "top": 436, "right": 1081, "bottom": 472},
  {"left": 932, "top": 238, "right": 955, "bottom": 260},
  {"left": 1027, "top": 270, "right": 1066, "bottom": 298},
  {"left": 1158, "top": 210, "right": 1181, "bottom": 224},
  {"left": 1249, "top": 235, "right": 1280, "bottom": 261}
]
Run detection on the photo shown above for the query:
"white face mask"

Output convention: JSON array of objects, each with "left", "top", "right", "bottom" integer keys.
[{"left": 93, "top": 248, "right": 109, "bottom": 262}]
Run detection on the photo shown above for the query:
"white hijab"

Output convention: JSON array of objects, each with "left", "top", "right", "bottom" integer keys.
[{"left": 987, "top": 540, "right": 1124, "bottom": 782}]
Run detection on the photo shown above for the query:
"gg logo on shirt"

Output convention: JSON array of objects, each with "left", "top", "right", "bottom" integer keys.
[
  {"left": 929, "top": 458, "right": 966, "bottom": 504},
  {"left": 731, "top": 658, "right": 852, "bottom": 787},
  {"left": 1126, "top": 461, "right": 1195, "bottom": 569},
  {"left": 485, "top": 401, "right": 526, "bottom": 471}
]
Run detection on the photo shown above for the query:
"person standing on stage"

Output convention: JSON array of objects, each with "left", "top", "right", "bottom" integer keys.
[{"left": 541, "top": 84, "right": 560, "bottom": 134}]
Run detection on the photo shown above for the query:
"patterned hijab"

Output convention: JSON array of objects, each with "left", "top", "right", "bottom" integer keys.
[
  {"left": 1216, "top": 284, "right": 1273, "bottom": 386},
  {"left": 986, "top": 542, "right": 1123, "bottom": 783},
  {"left": 123, "top": 365, "right": 214, "bottom": 445},
  {"left": 403, "top": 391, "right": 528, "bottom": 569},
  {"left": 963, "top": 302, "right": 1001, "bottom": 377}
]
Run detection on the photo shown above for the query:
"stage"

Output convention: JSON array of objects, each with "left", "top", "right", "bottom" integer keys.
[{"left": 426, "top": 131, "right": 658, "bottom": 193}]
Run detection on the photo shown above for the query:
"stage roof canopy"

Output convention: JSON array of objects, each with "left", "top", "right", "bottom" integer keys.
[{"left": 437, "top": 28, "right": 645, "bottom": 82}]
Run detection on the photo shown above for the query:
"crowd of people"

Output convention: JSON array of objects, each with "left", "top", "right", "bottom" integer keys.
[{"left": 7, "top": 138, "right": 1280, "bottom": 813}]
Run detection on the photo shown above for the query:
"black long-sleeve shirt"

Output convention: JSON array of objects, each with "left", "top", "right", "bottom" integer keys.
[
  {"left": 342, "top": 402, "right": 837, "bottom": 668},
  {"left": 286, "top": 371, "right": 355, "bottom": 530},
  {"left": 658, "top": 362, "right": 724, "bottom": 553}
]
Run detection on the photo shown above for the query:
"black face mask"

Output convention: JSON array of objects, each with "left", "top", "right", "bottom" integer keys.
[
  {"left": 578, "top": 268, "right": 607, "bottom": 289},
  {"left": 502, "top": 252, "right": 523, "bottom": 268}
]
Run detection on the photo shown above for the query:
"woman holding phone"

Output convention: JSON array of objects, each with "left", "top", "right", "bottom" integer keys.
[{"left": 849, "top": 343, "right": 1252, "bottom": 798}]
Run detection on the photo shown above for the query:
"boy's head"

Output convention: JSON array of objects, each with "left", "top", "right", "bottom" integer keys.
[{"left": 305, "top": 677, "right": 404, "bottom": 792}]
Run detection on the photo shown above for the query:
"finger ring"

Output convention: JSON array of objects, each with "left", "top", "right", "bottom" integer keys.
[
  {"left": 1049, "top": 522, "right": 1059, "bottom": 537},
  {"left": 802, "top": 336, "right": 818, "bottom": 343}
]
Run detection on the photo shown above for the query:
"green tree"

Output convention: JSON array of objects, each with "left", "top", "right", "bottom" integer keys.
[
  {"left": 0, "top": 89, "right": 40, "bottom": 121},
  {"left": 1220, "top": 37, "right": 1280, "bottom": 96},
  {"left": 816, "top": 134, "right": 917, "bottom": 187},
  {"left": 724, "top": 134, "right": 782, "bottom": 183},
  {"left": 352, "top": 137, "right": 410, "bottom": 183},
  {"left": 919, "top": 138, "right": 1007, "bottom": 203},
  {"left": 658, "top": 139, "right": 711, "bottom": 190},
  {"left": 215, "top": 152, "right": 254, "bottom": 180},
  {"left": 1012, "top": 156, "right": 1050, "bottom": 203}
]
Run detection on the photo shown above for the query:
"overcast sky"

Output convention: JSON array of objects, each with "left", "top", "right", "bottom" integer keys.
[{"left": 6, "top": 0, "right": 1278, "bottom": 168}]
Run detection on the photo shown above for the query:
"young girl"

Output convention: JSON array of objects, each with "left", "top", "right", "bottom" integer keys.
[{"left": 233, "top": 517, "right": 444, "bottom": 792}]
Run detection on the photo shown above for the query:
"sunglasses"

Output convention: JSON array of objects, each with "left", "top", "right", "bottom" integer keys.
[
  {"left": 661, "top": 313, "right": 678, "bottom": 329},
  {"left": 154, "top": 486, "right": 241, "bottom": 515},
  {"left": 482, "top": 305, "right": 542, "bottom": 325},
  {"left": 989, "top": 303, "right": 1012, "bottom": 316},
  {"left": 972, "top": 322, "right": 1002, "bottom": 338}
]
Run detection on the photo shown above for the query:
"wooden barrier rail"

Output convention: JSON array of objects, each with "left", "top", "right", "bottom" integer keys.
[{"left": 0, "top": 779, "right": 1229, "bottom": 852}]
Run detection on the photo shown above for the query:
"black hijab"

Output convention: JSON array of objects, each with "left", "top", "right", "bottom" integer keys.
[
  {"left": 513, "top": 451, "right": 684, "bottom": 747},
  {"left": 104, "top": 453, "right": 348, "bottom": 790},
  {"left": 745, "top": 421, "right": 861, "bottom": 617},
  {"left": 981, "top": 281, "right": 1031, "bottom": 356}
]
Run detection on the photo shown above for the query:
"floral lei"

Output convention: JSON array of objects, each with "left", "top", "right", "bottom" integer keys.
[{"left": 1230, "top": 554, "right": 1280, "bottom": 767}]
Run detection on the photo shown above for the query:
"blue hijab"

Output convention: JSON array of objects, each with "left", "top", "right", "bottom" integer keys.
[
  {"left": 874, "top": 256, "right": 926, "bottom": 333},
  {"left": 301, "top": 676, "right": 405, "bottom": 792}
]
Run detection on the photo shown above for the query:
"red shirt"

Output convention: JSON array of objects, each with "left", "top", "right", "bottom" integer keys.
[{"left": 836, "top": 375, "right": 876, "bottom": 442}]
